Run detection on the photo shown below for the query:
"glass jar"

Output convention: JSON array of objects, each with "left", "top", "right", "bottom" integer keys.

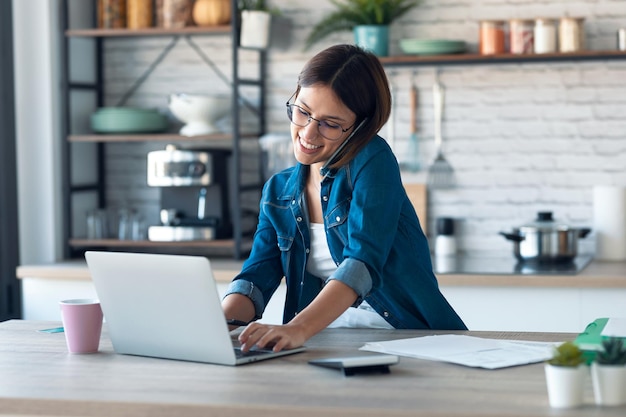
[
  {"left": 479, "top": 20, "right": 506, "bottom": 55},
  {"left": 509, "top": 19, "right": 534, "bottom": 54},
  {"left": 127, "top": 0, "right": 153, "bottom": 29},
  {"left": 162, "top": 0, "right": 192, "bottom": 28},
  {"left": 534, "top": 18, "right": 557, "bottom": 54},
  {"left": 98, "top": 0, "right": 126, "bottom": 29},
  {"left": 559, "top": 17, "right": 585, "bottom": 53}
]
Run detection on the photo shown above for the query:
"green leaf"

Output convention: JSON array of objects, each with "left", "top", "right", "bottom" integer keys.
[{"left": 304, "top": 0, "right": 422, "bottom": 50}]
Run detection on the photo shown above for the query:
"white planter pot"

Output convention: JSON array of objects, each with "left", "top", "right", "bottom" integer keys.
[
  {"left": 240, "top": 10, "right": 271, "bottom": 49},
  {"left": 591, "top": 362, "right": 626, "bottom": 406},
  {"left": 544, "top": 364, "right": 587, "bottom": 408}
]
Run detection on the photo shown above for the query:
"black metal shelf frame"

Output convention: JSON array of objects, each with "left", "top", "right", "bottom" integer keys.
[{"left": 59, "top": 0, "right": 266, "bottom": 259}]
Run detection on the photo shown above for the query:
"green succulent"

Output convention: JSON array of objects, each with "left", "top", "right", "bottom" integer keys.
[
  {"left": 238, "top": 0, "right": 281, "bottom": 15},
  {"left": 596, "top": 337, "right": 626, "bottom": 365},
  {"left": 304, "top": 0, "right": 422, "bottom": 50},
  {"left": 547, "top": 341, "right": 585, "bottom": 367}
]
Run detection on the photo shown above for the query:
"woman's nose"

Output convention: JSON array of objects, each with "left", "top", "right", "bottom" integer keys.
[{"left": 301, "top": 121, "right": 320, "bottom": 139}]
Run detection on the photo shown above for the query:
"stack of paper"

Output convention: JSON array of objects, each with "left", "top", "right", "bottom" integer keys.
[{"left": 360, "top": 334, "right": 558, "bottom": 369}]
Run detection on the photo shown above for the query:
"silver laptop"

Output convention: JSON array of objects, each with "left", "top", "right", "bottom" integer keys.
[{"left": 84, "top": 251, "right": 305, "bottom": 365}]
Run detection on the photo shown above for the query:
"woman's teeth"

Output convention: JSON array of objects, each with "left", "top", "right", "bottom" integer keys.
[{"left": 300, "top": 137, "right": 321, "bottom": 150}]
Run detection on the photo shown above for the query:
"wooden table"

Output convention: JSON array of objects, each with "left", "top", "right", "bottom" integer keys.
[{"left": 0, "top": 320, "right": 624, "bottom": 417}]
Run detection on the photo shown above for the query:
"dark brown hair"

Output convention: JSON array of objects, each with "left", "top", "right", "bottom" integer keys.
[{"left": 294, "top": 44, "right": 391, "bottom": 169}]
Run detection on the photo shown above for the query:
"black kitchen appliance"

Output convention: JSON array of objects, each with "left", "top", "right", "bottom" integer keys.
[{"left": 147, "top": 145, "right": 232, "bottom": 241}]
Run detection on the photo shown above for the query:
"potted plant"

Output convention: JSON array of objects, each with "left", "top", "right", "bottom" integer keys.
[
  {"left": 238, "top": 0, "right": 281, "bottom": 49},
  {"left": 544, "top": 341, "right": 587, "bottom": 408},
  {"left": 304, "top": 0, "right": 422, "bottom": 56},
  {"left": 591, "top": 337, "right": 626, "bottom": 406}
]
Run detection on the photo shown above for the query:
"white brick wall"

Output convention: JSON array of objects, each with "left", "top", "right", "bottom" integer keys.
[{"left": 102, "top": 0, "right": 626, "bottom": 256}]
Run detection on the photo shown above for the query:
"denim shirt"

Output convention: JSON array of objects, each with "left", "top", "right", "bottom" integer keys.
[{"left": 225, "top": 135, "right": 466, "bottom": 330}]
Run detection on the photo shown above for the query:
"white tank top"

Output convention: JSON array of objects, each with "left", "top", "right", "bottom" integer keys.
[{"left": 306, "top": 222, "right": 393, "bottom": 329}]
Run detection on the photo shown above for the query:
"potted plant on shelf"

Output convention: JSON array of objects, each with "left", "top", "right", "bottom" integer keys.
[
  {"left": 591, "top": 337, "right": 626, "bottom": 406},
  {"left": 544, "top": 341, "right": 587, "bottom": 408},
  {"left": 304, "top": 0, "right": 422, "bottom": 56},
  {"left": 238, "top": 0, "right": 281, "bottom": 49}
]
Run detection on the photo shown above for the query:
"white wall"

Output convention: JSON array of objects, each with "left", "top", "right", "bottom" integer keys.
[
  {"left": 98, "top": 0, "right": 626, "bottom": 256},
  {"left": 13, "top": 0, "right": 63, "bottom": 264}
]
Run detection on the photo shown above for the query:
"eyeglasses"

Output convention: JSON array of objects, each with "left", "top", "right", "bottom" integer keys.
[{"left": 286, "top": 102, "right": 355, "bottom": 141}]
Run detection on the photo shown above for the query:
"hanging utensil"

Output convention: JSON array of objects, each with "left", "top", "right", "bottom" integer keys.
[
  {"left": 427, "top": 72, "right": 455, "bottom": 188},
  {"left": 400, "top": 71, "right": 420, "bottom": 172}
]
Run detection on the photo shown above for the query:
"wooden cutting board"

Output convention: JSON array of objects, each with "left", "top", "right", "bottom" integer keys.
[{"left": 404, "top": 183, "right": 428, "bottom": 234}]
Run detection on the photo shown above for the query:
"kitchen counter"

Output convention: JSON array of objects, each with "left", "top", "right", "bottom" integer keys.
[
  {"left": 16, "top": 257, "right": 626, "bottom": 332},
  {"left": 16, "top": 257, "right": 626, "bottom": 287},
  {"left": 3, "top": 319, "right": 625, "bottom": 417}
]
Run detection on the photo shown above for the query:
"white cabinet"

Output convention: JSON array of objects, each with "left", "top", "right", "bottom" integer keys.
[{"left": 441, "top": 286, "right": 626, "bottom": 333}]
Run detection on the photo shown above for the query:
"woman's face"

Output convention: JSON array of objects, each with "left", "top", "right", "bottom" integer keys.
[{"left": 290, "top": 85, "right": 357, "bottom": 168}]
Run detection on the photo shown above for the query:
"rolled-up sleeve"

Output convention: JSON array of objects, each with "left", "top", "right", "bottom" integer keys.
[
  {"left": 223, "top": 280, "right": 265, "bottom": 320},
  {"left": 326, "top": 257, "right": 372, "bottom": 306}
]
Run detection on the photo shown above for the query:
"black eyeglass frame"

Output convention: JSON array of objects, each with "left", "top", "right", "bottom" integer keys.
[{"left": 285, "top": 99, "right": 357, "bottom": 142}]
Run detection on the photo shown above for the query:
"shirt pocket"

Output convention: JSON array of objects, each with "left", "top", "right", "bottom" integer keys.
[{"left": 326, "top": 200, "right": 350, "bottom": 228}]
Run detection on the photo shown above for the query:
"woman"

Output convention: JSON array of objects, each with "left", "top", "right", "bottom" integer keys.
[{"left": 222, "top": 44, "right": 466, "bottom": 353}]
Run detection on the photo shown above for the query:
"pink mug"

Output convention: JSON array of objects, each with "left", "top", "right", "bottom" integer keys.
[{"left": 59, "top": 299, "right": 103, "bottom": 354}]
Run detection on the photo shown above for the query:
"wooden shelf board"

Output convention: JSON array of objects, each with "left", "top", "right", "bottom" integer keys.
[
  {"left": 380, "top": 49, "right": 626, "bottom": 66},
  {"left": 67, "top": 132, "right": 260, "bottom": 143},
  {"left": 65, "top": 26, "right": 231, "bottom": 38}
]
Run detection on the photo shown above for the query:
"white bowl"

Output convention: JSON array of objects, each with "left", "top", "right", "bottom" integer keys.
[{"left": 168, "top": 93, "right": 232, "bottom": 136}]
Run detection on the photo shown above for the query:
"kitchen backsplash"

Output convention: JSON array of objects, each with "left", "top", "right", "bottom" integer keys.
[{"left": 102, "top": 0, "right": 626, "bottom": 256}]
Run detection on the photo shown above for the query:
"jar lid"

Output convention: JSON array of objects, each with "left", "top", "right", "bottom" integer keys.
[{"left": 436, "top": 217, "right": 455, "bottom": 236}]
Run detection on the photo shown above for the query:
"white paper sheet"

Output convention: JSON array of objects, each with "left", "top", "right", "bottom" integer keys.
[
  {"left": 359, "top": 334, "right": 560, "bottom": 369},
  {"left": 601, "top": 317, "right": 626, "bottom": 337}
]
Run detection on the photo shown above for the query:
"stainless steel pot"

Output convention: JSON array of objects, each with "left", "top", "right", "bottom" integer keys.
[{"left": 500, "top": 212, "right": 591, "bottom": 262}]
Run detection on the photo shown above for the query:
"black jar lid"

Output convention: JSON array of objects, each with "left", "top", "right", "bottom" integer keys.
[{"left": 436, "top": 217, "right": 455, "bottom": 236}]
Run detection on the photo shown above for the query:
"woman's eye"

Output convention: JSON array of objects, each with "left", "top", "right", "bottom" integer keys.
[
  {"left": 297, "top": 108, "right": 310, "bottom": 117},
  {"left": 321, "top": 121, "right": 341, "bottom": 130}
]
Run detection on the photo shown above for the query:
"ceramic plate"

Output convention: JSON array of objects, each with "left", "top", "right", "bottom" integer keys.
[{"left": 399, "top": 39, "right": 467, "bottom": 55}]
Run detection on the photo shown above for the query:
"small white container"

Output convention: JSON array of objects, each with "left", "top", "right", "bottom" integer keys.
[
  {"left": 240, "top": 10, "right": 272, "bottom": 49},
  {"left": 545, "top": 364, "right": 587, "bottom": 408},
  {"left": 618, "top": 28, "right": 626, "bottom": 51},
  {"left": 559, "top": 17, "right": 585, "bottom": 53},
  {"left": 534, "top": 18, "right": 557, "bottom": 54},
  {"left": 435, "top": 217, "right": 457, "bottom": 256}
]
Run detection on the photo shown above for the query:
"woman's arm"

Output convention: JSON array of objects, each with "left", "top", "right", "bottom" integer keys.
[
  {"left": 237, "top": 280, "right": 357, "bottom": 352},
  {"left": 222, "top": 293, "right": 256, "bottom": 331}
]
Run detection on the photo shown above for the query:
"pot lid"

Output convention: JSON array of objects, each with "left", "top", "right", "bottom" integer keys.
[{"left": 517, "top": 212, "right": 573, "bottom": 232}]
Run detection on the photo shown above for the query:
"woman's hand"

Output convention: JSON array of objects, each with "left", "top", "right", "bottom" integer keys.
[
  {"left": 238, "top": 322, "right": 308, "bottom": 353},
  {"left": 238, "top": 280, "right": 358, "bottom": 352}
]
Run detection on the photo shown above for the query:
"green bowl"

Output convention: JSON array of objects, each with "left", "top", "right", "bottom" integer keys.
[{"left": 91, "top": 107, "right": 168, "bottom": 134}]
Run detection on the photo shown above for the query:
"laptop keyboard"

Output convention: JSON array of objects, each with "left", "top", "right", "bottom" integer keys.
[{"left": 234, "top": 347, "right": 275, "bottom": 358}]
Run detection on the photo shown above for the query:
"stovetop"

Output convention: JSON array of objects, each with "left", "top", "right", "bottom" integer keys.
[{"left": 433, "top": 254, "right": 594, "bottom": 276}]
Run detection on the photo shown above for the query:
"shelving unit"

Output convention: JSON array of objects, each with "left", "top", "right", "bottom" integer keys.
[{"left": 59, "top": 0, "right": 265, "bottom": 259}]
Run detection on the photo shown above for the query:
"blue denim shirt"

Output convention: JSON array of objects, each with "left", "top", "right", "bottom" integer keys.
[{"left": 225, "top": 135, "right": 466, "bottom": 330}]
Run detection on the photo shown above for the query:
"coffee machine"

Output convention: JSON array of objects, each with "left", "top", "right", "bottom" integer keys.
[{"left": 147, "top": 144, "right": 232, "bottom": 241}]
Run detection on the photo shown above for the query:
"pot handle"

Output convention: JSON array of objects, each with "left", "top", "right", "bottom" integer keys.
[
  {"left": 499, "top": 231, "right": 525, "bottom": 242},
  {"left": 578, "top": 228, "right": 591, "bottom": 238}
]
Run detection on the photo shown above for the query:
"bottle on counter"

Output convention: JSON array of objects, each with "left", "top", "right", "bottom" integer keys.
[
  {"left": 534, "top": 18, "right": 557, "bottom": 54},
  {"left": 435, "top": 217, "right": 457, "bottom": 256}
]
